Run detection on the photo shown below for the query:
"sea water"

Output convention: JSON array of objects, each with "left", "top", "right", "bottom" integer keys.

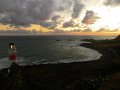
[{"left": 0, "top": 35, "right": 117, "bottom": 69}]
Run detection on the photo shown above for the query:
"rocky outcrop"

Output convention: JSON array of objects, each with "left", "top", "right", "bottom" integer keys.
[{"left": 114, "top": 35, "right": 120, "bottom": 40}]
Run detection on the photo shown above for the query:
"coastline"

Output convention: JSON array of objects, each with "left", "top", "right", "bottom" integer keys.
[
  {"left": 0, "top": 41, "right": 102, "bottom": 68},
  {"left": 0, "top": 39, "right": 120, "bottom": 90}
]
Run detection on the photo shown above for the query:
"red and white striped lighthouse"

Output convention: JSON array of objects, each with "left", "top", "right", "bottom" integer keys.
[{"left": 8, "top": 42, "right": 17, "bottom": 62}]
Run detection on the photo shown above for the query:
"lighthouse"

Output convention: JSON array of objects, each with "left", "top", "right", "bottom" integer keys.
[{"left": 8, "top": 42, "right": 17, "bottom": 62}]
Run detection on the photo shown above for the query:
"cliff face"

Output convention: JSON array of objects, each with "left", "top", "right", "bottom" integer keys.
[
  {"left": 114, "top": 35, "right": 120, "bottom": 40},
  {"left": 86, "top": 35, "right": 120, "bottom": 48}
]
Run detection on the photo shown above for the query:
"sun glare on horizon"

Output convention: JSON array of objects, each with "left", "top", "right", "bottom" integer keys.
[{"left": 91, "top": 6, "right": 120, "bottom": 30}]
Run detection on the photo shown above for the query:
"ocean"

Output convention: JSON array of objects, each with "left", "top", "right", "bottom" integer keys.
[{"left": 0, "top": 35, "right": 117, "bottom": 69}]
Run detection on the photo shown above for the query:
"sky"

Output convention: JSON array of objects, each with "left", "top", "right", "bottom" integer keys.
[{"left": 0, "top": 0, "right": 120, "bottom": 35}]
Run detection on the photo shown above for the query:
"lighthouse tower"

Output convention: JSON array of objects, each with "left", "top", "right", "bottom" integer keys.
[{"left": 8, "top": 42, "right": 17, "bottom": 62}]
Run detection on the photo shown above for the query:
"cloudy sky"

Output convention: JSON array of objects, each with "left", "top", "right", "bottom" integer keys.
[{"left": 0, "top": 0, "right": 120, "bottom": 35}]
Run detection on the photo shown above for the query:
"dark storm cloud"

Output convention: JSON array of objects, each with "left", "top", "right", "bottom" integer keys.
[
  {"left": 72, "top": 0, "right": 85, "bottom": 18},
  {"left": 0, "top": 0, "right": 87, "bottom": 29},
  {"left": 40, "top": 21, "right": 57, "bottom": 29},
  {"left": 63, "top": 20, "right": 75, "bottom": 28},
  {"left": 83, "top": 28, "right": 92, "bottom": 32},
  {"left": 55, "top": 0, "right": 73, "bottom": 11},
  {"left": 72, "top": 29, "right": 81, "bottom": 32},
  {"left": 0, "top": 0, "right": 54, "bottom": 26},
  {"left": 97, "top": 28, "right": 109, "bottom": 32},
  {"left": 82, "top": 10, "right": 100, "bottom": 25},
  {"left": 104, "top": 0, "right": 120, "bottom": 6},
  {"left": 51, "top": 15, "right": 61, "bottom": 22},
  {"left": 54, "top": 29, "right": 64, "bottom": 33}
]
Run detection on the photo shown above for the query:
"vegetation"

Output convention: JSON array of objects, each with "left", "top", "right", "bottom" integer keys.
[{"left": 0, "top": 35, "right": 120, "bottom": 90}]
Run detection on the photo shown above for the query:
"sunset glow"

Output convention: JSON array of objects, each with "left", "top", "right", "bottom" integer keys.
[{"left": 0, "top": 0, "right": 120, "bottom": 35}]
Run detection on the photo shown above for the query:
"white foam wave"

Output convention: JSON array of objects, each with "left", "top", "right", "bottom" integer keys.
[
  {"left": 0, "top": 40, "right": 102, "bottom": 69},
  {"left": 43, "top": 40, "right": 102, "bottom": 64}
]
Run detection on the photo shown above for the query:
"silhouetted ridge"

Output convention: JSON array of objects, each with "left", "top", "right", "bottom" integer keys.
[{"left": 114, "top": 35, "right": 120, "bottom": 40}]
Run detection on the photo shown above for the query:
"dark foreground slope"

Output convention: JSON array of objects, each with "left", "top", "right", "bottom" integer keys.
[{"left": 0, "top": 36, "right": 120, "bottom": 90}]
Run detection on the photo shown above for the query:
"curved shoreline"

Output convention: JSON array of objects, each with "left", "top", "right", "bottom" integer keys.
[
  {"left": 0, "top": 40, "right": 120, "bottom": 90},
  {"left": 55, "top": 40, "right": 102, "bottom": 64},
  {"left": 0, "top": 41, "right": 102, "bottom": 69}
]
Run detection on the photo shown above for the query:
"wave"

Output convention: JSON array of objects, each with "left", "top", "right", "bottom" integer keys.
[{"left": 0, "top": 40, "right": 102, "bottom": 69}]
